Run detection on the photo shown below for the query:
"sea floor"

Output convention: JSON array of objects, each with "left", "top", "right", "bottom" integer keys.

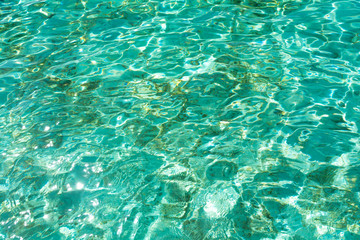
[{"left": 0, "top": 0, "right": 360, "bottom": 239}]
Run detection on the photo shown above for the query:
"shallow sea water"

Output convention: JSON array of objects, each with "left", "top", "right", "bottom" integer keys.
[{"left": 1, "top": 0, "right": 360, "bottom": 239}]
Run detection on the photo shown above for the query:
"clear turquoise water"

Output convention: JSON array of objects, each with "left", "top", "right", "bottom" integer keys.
[{"left": 1, "top": 0, "right": 360, "bottom": 239}]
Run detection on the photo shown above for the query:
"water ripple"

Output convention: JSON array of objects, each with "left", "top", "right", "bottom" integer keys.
[{"left": 0, "top": 0, "right": 360, "bottom": 239}]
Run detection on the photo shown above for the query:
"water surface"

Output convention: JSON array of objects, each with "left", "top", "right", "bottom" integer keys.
[{"left": 0, "top": 0, "right": 360, "bottom": 239}]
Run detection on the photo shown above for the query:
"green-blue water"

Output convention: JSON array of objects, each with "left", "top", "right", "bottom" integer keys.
[{"left": 1, "top": 0, "right": 360, "bottom": 239}]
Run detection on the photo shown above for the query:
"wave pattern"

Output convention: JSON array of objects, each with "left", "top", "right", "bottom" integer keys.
[{"left": 0, "top": 0, "right": 360, "bottom": 239}]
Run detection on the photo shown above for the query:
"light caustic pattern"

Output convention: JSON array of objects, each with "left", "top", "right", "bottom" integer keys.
[{"left": 0, "top": 0, "right": 360, "bottom": 239}]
